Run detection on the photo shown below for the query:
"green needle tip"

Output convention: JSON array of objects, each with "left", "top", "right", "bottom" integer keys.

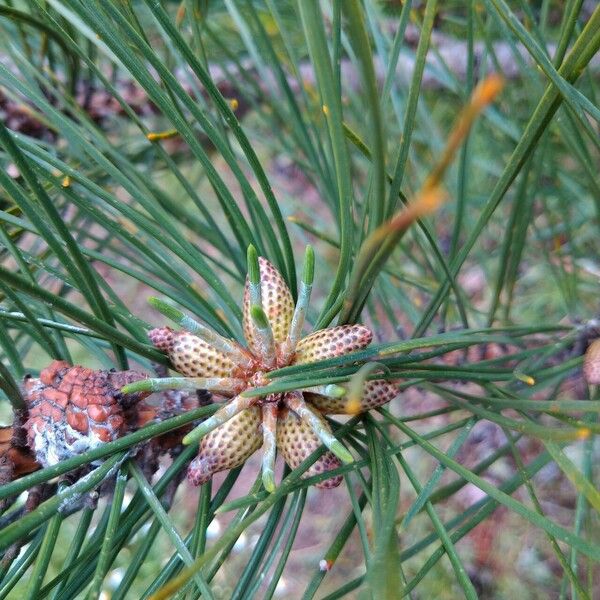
[
  {"left": 250, "top": 304, "right": 270, "bottom": 329},
  {"left": 329, "top": 440, "right": 353, "bottom": 464},
  {"left": 148, "top": 296, "right": 182, "bottom": 322},
  {"left": 182, "top": 420, "right": 214, "bottom": 445},
  {"left": 326, "top": 384, "right": 347, "bottom": 398},
  {"left": 121, "top": 380, "right": 149, "bottom": 394},
  {"left": 262, "top": 470, "right": 276, "bottom": 493},
  {"left": 303, "top": 245, "right": 314, "bottom": 285},
  {"left": 247, "top": 245, "right": 260, "bottom": 284}
]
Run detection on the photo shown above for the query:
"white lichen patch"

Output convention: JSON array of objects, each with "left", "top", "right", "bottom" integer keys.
[{"left": 31, "top": 421, "right": 107, "bottom": 467}]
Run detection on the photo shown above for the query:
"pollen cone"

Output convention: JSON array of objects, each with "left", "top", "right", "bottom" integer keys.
[
  {"left": 243, "top": 257, "right": 294, "bottom": 354},
  {"left": 187, "top": 406, "right": 262, "bottom": 486},
  {"left": 276, "top": 404, "right": 342, "bottom": 489},
  {"left": 307, "top": 380, "right": 398, "bottom": 415},
  {"left": 149, "top": 327, "right": 237, "bottom": 379},
  {"left": 293, "top": 325, "right": 372, "bottom": 365}
]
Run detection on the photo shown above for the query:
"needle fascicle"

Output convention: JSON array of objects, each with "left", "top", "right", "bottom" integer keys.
[
  {"left": 284, "top": 392, "right": 353, "bottom": 464},
  {"left": 285, "top": 245, "right": 314, "bottom": 353},
  {"left": 249, "top": 305, "right": 277, "bottom": 367},
  {"left": 183, "top": 394, "right": 256, "bottom": 446},
  {"left": 299, "top": 384, "right": 346, "bottom": 398},
  {"left": 121, "top": 376, "right": 245, "bottom": 395},
  {"left": 246, "top": 245, "right": 262, "bottom": 307},
  {"left": 261, "top": 403, "right": 278, "bottom": 493}
]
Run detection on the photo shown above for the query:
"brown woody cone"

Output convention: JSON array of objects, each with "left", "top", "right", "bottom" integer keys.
[
  {"left": 23, "top": 360, "right": 148, "bottom": 467},
  {"left": 0, "top": 426, "right": 39, "bottom": 483}
]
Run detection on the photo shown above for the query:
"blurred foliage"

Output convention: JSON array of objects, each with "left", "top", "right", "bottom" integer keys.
[{"left": 0, "top": 0, "right": 598, "bottom": 598}]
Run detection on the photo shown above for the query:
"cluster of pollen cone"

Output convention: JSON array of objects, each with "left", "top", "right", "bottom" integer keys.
[{"left": 130, "top": 246, "right": 399, "bottom": 491}]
